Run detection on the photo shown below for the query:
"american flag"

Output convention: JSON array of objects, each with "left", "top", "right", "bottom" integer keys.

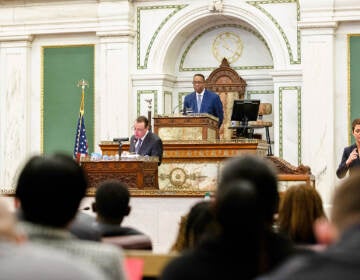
[{"left": 73, "top": 113, "right": 88, "bottom": 161}]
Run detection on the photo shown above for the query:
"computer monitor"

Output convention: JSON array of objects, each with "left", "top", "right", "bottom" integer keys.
[{"left": 231, "top": 99, "right": 260, "bottom": 125}]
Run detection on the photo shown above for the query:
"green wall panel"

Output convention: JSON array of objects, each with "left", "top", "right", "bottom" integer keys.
[
  {"left": 350, "top": 36, "right": 360, "bottom": 143},
  {"left": 43, "top": 45, "right": 94, "bottom": 155}
]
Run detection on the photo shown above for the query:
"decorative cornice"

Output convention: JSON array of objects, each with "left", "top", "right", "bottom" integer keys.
[
  {"left": 0, "top": 35, "right": 34, "bottom": 42},
  {"left": 298, "top": 20, "right": 338, "bottom": 30},
  {"left": 132, "top": 74, "right": 177, "bottom": 87},
  {"left": 270, "top": 69, "right": 303, "bottom": 82},
  {"left": 96, "top": 30, "right": 136, "bottom": 38}
]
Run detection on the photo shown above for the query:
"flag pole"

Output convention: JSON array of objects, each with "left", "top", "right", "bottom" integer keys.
[
  {"left": 77, "top": 79, "right": 88, "bottom": 116},
  {"left": 74, "top": 79, "right": 89, "bottom": 161}
]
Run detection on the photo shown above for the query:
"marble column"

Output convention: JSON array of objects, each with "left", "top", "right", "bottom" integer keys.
[
  {"left": 96, "top": 1, "right": 135, "bottom": 150},
  {"left": 0, "top": 36, "right": 33, "bottom": 192},
  {"left": 299, "top": 21, "right": 338, "bottom": 204}
]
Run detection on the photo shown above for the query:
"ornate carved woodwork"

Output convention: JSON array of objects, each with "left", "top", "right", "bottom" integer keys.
[
  {"left": 206, "top": 58, "right": 247, "bottom": 94},
  {"left": 80, "top": 159, "right": 159, "bottom": 195},
  {"left": 205, "top": 58, "right": 247, "bottom": 139}
]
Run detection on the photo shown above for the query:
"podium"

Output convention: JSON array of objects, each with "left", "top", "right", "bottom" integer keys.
[
  {"left": 153, "top": 113, "right": 219, "bottom": 140},
  {"left": 80, "top": 157, "right": 159, "bottom": 194}
]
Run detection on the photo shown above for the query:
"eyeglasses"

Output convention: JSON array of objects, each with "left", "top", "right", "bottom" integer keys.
[{"left": 133, "top": 127, "right": 145, "bottom": 132}]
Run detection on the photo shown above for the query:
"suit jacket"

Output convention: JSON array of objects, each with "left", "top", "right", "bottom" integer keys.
[
  {"left": 183, "top": 89, "right": 224, "bottom": 127},
  {"left": 258, "top": 225, "right": 360, "bottom": 280},
  {"left": 129, "top": 131, "right": 163, "bottom": 164},
  {"left": 336, "top": 143, "right": 360, "bottom": 178},
  {"left": 69, "top": 211, "right": 101, "bottom": 241}
]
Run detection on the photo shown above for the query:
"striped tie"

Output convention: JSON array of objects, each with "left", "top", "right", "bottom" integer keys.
[{"left": 135, "top": 138, "right": 142, "bottom": 154}]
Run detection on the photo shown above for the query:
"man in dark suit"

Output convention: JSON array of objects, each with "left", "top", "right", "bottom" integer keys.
[
  {"left": 129, "top": 115, "right": 163, "bottom": 165},
  {"left": 183, "top": 73, "right": 224, "bottom": 127}
]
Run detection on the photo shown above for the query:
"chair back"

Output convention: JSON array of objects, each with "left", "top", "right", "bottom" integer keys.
[{"left": 102, "top": 235, "right": 153, "bottom": 251}]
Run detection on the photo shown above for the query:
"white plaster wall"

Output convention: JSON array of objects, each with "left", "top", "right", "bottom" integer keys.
[{"left": 81, "top": 196, "right": 202, "bottom": 253}]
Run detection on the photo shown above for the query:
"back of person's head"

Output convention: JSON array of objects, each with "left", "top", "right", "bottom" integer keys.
[
  {"left": 218, "top": 155, "right": 278, "bottom": 224},
  {"left": 170, "top": 214, "right": 188, "bottom": 252},
  {"left": 15, "top": 153, "right": 88, "bottom": 228},
  {"left": 215, "top": 180, "right": 261, "bottom": 278},
  {"left": 332, "top": 172, "right": 360, "bottom": 234},
  {"left": 184, "top": 201, "right": 217, "bottom": 249},
  {"left": 94, "top": 180, "right": 130, "bottom": 224},
  {"left": 278, "top": 184, "right": 325, "bottom": 244},
  {"left": 216, "top": 180, "right": 260, "bottom": 237}
]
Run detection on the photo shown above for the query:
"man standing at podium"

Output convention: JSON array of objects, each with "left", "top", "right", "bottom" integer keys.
[
  {"left": 183, "top": 73, "right": 224, "bottom": 127},
  {"left": 129, "top": 115, "right": 163, "bottom": 165}
]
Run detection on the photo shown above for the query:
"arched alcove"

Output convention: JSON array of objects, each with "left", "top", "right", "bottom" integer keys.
[{"left": 148, "top": 1, "right": 289, "bottom": 74}]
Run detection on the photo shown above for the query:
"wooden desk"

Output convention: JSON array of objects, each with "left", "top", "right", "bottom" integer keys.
[
  {"left": 99, "top": 139, "right": 268, "bottom": 195},
  {"left": 97, "top": 141, "right": 314, "bottom": 197},
  {"left": 80, "top": 158, "right": 159, "bottom": 194}
]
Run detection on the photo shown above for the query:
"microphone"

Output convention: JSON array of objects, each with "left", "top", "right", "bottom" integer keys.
[
  {"left": 113, "top": 137, "right": 129, "bottom": 142},
  {"left": 172, "top": 104, "right": 183, "bottom": 114}
]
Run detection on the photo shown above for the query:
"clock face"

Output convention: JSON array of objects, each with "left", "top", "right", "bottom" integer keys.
[{"left": 212, "top": 32, "right": 243, "bottom": 63}]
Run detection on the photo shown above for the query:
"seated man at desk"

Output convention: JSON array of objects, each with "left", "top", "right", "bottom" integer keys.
[{"left": 129, "top": 115, "right": 163, "bottom": 165}]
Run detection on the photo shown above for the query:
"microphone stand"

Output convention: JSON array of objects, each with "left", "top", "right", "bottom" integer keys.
[
  {"left": 113, "top": 138, "right": 129, "bottom": 157},
  {"left": 118, "top": 141, "right": 123, "bottom": 157}
]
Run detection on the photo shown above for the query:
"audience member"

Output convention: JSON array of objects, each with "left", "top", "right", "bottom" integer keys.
[
  {"left": 277, "top": 184, "right": 326, "bottom": 245},
  {"left": 258, "top": 172, "right": 360, "bottom": 280},
  {"left": 170, "top": 201, "right": 218, "bottom": 252},
  {"left": 93, "top": 180, "right": 153, "bottom": 250},
  {"left": 170, "top": 214, "right": 188, "bottom": 252},
  {"left": 161, "top": 155, "right": 296, "bottom": 280},
  {"left": 0, "top": 197, "right": 106, "bottom": 280},
  {"left": 15, "top": 154, "right": 126, "bottom": 280}
]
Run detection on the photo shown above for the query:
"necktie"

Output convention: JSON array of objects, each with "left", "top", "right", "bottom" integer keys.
[
  {"left": 197, "top": 94, "right": 202, "bottom": 113},
  {"left": 135, "top": 138, "right": 142, "bottom": 154}
]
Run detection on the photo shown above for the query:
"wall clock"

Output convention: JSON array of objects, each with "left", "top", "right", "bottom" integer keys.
[{"left": 212, "top": 31, "right": 243, "bottom": 63}]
